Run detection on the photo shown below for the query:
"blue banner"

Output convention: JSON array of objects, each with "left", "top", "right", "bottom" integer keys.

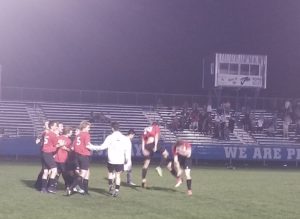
[{"left": 1, "top": 137, "right": 300, "bottom": 161}]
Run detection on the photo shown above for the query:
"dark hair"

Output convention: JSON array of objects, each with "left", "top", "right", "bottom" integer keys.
[
  {"left": 174, "top": 139, "right": 185, "bottom": 148},
  {"left": 111, "top": 121, "right": 119, "bottom": 131},
  {"left": 48, "top": 120, "right": 57, "bottom": 129},
  {"left": 127, "top": 128, "right": 135, "bottom": 135},
  {"left": 63, "top": 126, "right": 73, "bottom": 135},
  {"left": 152, "top": 121, "right": 159, "bottom": 126}
]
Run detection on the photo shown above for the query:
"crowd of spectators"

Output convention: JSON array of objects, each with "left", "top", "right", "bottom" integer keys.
[
  {"left": 168, "top": 101, "right": 235, "bottom": 140},
  {"left": 166, "top": 98, "right": 300, "bottom": 141}
]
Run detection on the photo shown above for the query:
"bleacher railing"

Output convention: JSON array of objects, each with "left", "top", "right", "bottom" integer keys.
[{"left": 2, "top": 86, "right": 289, "bottom": 111}]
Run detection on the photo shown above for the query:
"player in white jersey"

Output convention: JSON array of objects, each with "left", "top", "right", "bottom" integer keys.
[{"left": 88, "top": 122, "right": 130, "bottom": 197}]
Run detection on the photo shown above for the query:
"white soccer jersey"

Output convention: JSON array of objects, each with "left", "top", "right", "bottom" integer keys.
[{"left": 98, "top": 131, "right": 130, "bottom": 165}]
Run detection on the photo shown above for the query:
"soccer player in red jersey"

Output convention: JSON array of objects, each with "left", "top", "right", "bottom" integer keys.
[
  {"left": 34, "top": 120, "right": 49, "bottom": 190},
  {"left": 54, "top": 126, "right": 73, "bottom": 190},
  {"left": 168, "top": 140, "right": 193, "bottom": 195},
  {"left": 40, "top": 121, "right": 62, "bottom": 193},
  {"left": 141, "top": 122, "right": 169, "bottom": 188},
  {"left": 67, "top": 121, "right": 93, "bottom": 195}
]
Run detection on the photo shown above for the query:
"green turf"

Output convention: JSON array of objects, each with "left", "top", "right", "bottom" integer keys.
[{"left": 0, "top": 161, "right": 300, "bottom": 219}]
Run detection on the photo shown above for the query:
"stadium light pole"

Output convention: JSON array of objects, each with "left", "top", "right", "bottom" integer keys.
[
  {"left": 0, "top": 64, "right": 2, "bottom": 100},
  {"left": 202, "top": 58, "right": 205, "bottom": 89}
]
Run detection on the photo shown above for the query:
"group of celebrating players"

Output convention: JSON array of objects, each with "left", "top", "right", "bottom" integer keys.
[{"left": 35, "top": 119, "right": 193, "bottom": 197}]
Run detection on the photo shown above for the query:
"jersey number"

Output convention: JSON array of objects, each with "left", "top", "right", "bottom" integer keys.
[{"left": 76, "top": 136, "right": 81, "bottom": 146}]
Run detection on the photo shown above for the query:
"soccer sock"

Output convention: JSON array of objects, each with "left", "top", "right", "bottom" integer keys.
[
  {"left": 127, "top": 170, "right": 132, "bottom": 183},
  {"left": 142, "top": 168, "right": 148, "bottom": 179},
  {"left": 115, "top": 185, "right": 120, "bottom": 190},
  {"left": 159, "top": 157, "right": 167, "bottom": 168},
  {"left": 61, "top": 172, "right": 68, "bottom": 188},
  {"left": 187, "top": 179, "right": 192, "bottom": 190},
  {"left": 48, "top": 178, "right": 56, "bottom": 189},
  {"left": 108, "top": 179, "right": 113, "bottom": 185},
  {"left": 41, "top": 179, "right": 48, "bottom": 190},
  {"left": 70, "top": 176, "right": 83, "bottom": 189},
  {"left": 83, "top": 179, "right": 89, "bottom": 193},
  {"left": 35, "top": 170, "right": 43, "bottom": 190},
  {"left": 55, "top": 174, "right": 59, "bottom": 182}
]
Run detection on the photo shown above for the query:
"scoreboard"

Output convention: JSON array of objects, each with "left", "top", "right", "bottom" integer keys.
[{"left": 214, "top": 53, "right": 267, "bottom": 89}]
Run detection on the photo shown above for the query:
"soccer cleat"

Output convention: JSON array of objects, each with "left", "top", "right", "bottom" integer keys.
[
  {"left": 73, "top": 185, "right": 85, "bottom": 194},
  {"left": 155, "top": 166, "right": 163, "bottom": 177},
  {"left": 47, "top": 187, "right": 56, "bottom": 194},
  {"left": 141, "top": 179, "right": 147, "bottom": 188},
  {"left": 128, "top": 182, "right": 136, "bottom": 186},
  {"left": 187, "top": 190, "right": 193, "bottom": 196},
  {"left": 109, "top": 185, "right": 115, "bottom": 194},
  {"left": 112, "top": 190, "right": 119, "bottom": 197},
  {"left": 174, "top": 178, "right": 183, "bottom": 188},
  {"left": 40, "top": 188, "right": 48, "bottom": 193},
  {"left": 66, "top": 187, "right": 72, "bottom": 196}
]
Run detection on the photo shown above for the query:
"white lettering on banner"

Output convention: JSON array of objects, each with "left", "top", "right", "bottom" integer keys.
[
  {"left": 263, "top": 148, "right": 272, "bottom": 159},
  {"left": 253, "top": 148, "right": 262, "bottom": 159},
  {"left": 287, "top": 148, "right": 295, "bottom": 160},
  {"left": 239, "top": 147, "right": 247, "bottom": 159},
  {"left": 224, "top": 147, "right": 238, "bottom": 158},
  {"left": 273, "top": 148, "right": 281, "bottom": 159}
]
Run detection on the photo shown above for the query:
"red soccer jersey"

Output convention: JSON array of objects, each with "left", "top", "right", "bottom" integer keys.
[
  {"left": 54, "top": 135, "right": 72, "bottom": 163},
  {"left": 74, "top": 131, "right": 91, "bottom": 156},
  {"left": 142, "top": 125, "right": 160, "bottom": 141},
  {"left": 173, "top": 141, "right": 192, "bottom": 157},
  {"left": 42, "top": 131, "right": 58, "bottom": 153}
]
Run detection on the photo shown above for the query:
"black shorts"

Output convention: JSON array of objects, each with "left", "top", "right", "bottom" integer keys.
[
  {"left": 65, "top": 161, "right": 77, "bottom": 172},
  {"left": 107, "top": 162, "right": 124, "bottom": 173},
  {"left": 144, "top": 142, "right": 166, "bottom": 159},
  {"left": 42, "top": 152, "right": 57, "bottom": 169},
  {"left": 178, "top": 155, "right": 192, "bottom": 170},
  {"left": 56, "top": 162, "right": 67, "bottom": 174},
  {"left": 75, "top": 154, "right": 90, "bottom": 171}
]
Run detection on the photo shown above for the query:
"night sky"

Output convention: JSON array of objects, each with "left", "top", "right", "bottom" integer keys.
[{"left": 0, "top": 0, "right": 300, "bottom": 97}]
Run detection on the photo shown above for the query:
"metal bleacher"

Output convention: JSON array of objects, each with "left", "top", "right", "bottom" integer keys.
[
  {"left": 0, "top": 100, "right": 299, "bottom": 147},
  {"left": 156, "top": 106, "right": 241, "bottom": 145},
  {"left": 38, "top": 102, "right": 150, "bottom": 143},
  {"left": 156, "top": 106, "right": 300, "bottom": 146},
  {"left": 0, "top": 101, "right": 34, "bottom": 137}
]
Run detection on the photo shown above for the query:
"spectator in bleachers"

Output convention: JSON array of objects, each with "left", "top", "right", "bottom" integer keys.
[
  {"left": 170, "top": 115, "right": 180, "bottom": 132},
  {"left": 189, "top": 105, "right": 199, "bottom": 131},
  {"left": 202, "top": 111, "right": 213, "bottom": 135},
  {"left": 265, "top": 114, "right": 277, "bottom": 137},
  {"left": 256, "top": 115, "right": 264, "bottom": 133},
  {"left": 87, "top": 111, "right": 96, "bottom": 123},
  {"left": 213, "top": 113, "right": 221, "bottom": 139},
  {"left": 228, "top": 113, "right": 235, "bottom": 133},
  {"left": 283, "top": 114, "right": 292, "bottom": 139},
  {"left": 198, "top": 108, "right": 205, "bottom": 133},
  {"left": 242, "top": 111, "right": 253, "bottom": 132},
  {"left": 293, "top": 102, "right": 300, "bottom": 136}
]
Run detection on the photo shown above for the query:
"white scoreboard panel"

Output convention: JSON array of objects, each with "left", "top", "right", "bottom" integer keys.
[{"left": 214, "top": 53, "right": 267, "bottom": 89}]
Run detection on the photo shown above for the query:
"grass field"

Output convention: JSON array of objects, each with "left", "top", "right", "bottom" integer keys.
[{"left": 0, "top": 161, "right": 300, "bottom": 219}]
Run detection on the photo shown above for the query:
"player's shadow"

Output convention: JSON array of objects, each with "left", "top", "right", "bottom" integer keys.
[
  {"left": 120, "top": 182, "right": 140, "bottom": 191},
  {"left": 141, "top": 186, "right": 180, "bottom": 193},
  {"left": 103, "top": 177, "right": 139, "bottom": 191},
  {"left": 21, "top": 179, "right": 37, "bottom": 190},
  {"left": 88, "top": 187, "right": 112, "bottom": 196},
  {"left": 21, "top": 179, "right": 65, "bottom": 191}
]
